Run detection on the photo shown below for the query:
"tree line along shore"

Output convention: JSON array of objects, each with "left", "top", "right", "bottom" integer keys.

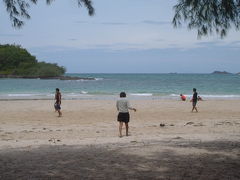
[{"left": 0, "top": 44, "right": 94, "bottom": 80}]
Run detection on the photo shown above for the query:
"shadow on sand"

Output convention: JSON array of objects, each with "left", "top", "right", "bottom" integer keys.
[{"left": 0, "top": 140, "right": 239, "bottom": 180}]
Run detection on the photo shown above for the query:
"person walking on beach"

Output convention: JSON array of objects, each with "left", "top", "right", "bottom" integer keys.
[
  {"left": 191, "top": 88, "right": 198, "bottom": 112},
  {"left": 116, "top": 92, "right": 136, "bottom": 137},
  {"left": 54, "top": 88, "right": 62, "bottom": 117}
]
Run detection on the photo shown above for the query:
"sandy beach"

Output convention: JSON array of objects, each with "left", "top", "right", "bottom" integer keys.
[{"left": 0, "top": 99, "right": 240, "bottom": 179}]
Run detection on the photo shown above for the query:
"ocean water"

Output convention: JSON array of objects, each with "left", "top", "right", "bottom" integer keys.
[{"left": 0, "top": 73, "right": 240, "bottom": 100}]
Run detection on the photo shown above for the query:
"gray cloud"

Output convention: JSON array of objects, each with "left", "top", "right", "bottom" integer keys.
[
  {"left": 74, "top": 21, "right": 127, "bottom": 25},
  {"left": 74, "top": 20, "right": 172, "bottom": 26},
  {"left": 0, "top": 34, "right": 23, "bottom": 37},
  {"left": 195, "top": 41, "right": 223, "bottom": 48},
  {"left": 142, "top": 20, "right": 171, "bottom": 25},
  {"left": 100, "top": 22, "right": 128, "bottom": 25},
  {"left": 230, "top": 41, "right": 240, "bottom": 45},
  {"left": 74, "top": 21, "right": 88, "bottom": 24}
]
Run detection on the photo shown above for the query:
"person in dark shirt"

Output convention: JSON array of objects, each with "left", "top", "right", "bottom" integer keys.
[
  {"left": 191, "top": 88, "right": 198, "bottom": 112},
  {"left": 54, "top": 88, "right": 62, "bottom": 117}
]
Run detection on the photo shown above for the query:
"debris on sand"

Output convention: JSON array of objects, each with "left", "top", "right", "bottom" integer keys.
[
  {"left": 160, "top": 123, "right": 165, "bottom": 127},
  {"left": 48, "top": 138, "right": 61, "bottom": 143}
]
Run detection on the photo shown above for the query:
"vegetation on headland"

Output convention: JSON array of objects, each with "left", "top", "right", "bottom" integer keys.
[
  {"left": 0, "top": 44, "right": 66, "bottom": 77},
  {"left": 211, "top": 71, "right": 240, "bottom": 75},
  {"left": 212, "top": 71, "right": 232, "bottom": 74}
]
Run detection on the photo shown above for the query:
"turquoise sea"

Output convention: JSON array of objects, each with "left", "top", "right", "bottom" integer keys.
[{"left": 0, "top": 73, "right": 240, "bottom": 100}]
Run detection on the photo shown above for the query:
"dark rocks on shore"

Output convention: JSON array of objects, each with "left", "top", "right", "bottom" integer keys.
[{"left": 0, "top": 74, "right": 95, "bottom": 80}]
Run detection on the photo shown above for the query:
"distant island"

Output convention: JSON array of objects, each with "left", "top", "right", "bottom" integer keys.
[
  {"left": 0, "top": 44, "right": 94, "bottom": 80},
  {"left": 211, "top": 71, "right": 232, "bottom": 74}
]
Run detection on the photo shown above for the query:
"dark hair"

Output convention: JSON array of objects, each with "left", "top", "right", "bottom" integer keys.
[
  {"left": 193, "top": 88, "right": 196, "bottom": 92},
  {"left": 56, "top": 88, "right": 60, "bottom": 92},
  {"left": 120, "top": 92, "right": 126, "bottom": 98}
]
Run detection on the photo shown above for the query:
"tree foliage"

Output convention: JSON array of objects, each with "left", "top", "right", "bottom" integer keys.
[
  {"left": 2, "top": 0, "right": 240, "bottom": 38},
  {"left": 3, "top": 0, "right": 94, "bottom": 28},
  {"left": 173, "top": 0, "right": 240, "bottom": 38},
  {"left": 0, "top": 44, "right": 66, "bottom": 77}
]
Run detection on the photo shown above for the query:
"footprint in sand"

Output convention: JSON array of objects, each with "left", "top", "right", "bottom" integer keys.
[
  {"left": 2, "top": 138, "right": 14, "bottom": 141},
  {"left": 215, "top": 121, "right": 233, "bottom": 126},
  {"left": 185, "top": 122, "right": 194, "bottom": 126},
  {"left": 5, "top": 132, "right": 13, "bottom": 134},
  {"left": 172, "top": 136, "right": 183, "bottom": 139},
  {"left": 193, "top": 123, "right": 205, "bottom": 127}
]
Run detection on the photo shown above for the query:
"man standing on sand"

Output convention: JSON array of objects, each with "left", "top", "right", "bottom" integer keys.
[
  {"left": 191, "top": 88, "right": 198, "bottom": 112},
  {"left": 54, "top": 88, "right": 62, "bottom": 117}
]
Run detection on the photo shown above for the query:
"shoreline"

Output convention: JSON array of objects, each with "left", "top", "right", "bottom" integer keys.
[
  {"left": 1, "top": 92, "right": 240, "bottom": 101},
  {"left": 0, "top": 74, "right": 96, "bottom": 80}
]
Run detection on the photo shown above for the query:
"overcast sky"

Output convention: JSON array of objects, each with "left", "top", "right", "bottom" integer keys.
[{"left": 0, "top": 0, "right": 240, "bottom": 73}]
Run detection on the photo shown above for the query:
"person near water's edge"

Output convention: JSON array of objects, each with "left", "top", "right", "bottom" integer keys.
[
  {"left": 116, "top": 92, "right": 136, "bottom": 137},
  {"left": 191, "top": 88, "right": 198, "bottom": 112},
  {"left": 180, "top": 94, "right": 186, "bottom": 101},
  {"left": 55, "top": 88, "right": 62, "bottom": 117}
]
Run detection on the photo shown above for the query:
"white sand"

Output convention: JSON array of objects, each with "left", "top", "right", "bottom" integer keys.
[{"left": 0, "top": 99, "right": 239, "bottom": 149}]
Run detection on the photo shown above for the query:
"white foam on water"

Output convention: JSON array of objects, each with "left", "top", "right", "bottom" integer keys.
[
  {"left": 170, "top": 94, "right": 240, "bottom": 99},
  {"left": 7, "top": 94, "right": 39, "bottom": 97},
  {"left": 64, "top": 92, "right": 92, "bottom": 97},
  {"left": 130, "top": 93, "right": 153, "bottom": 96},
  {"left": 201, "top": 94, "right": 240, "bottom": 98},
  {"left": 47, "top": 94, "right": 55, "bottom": 97}
]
